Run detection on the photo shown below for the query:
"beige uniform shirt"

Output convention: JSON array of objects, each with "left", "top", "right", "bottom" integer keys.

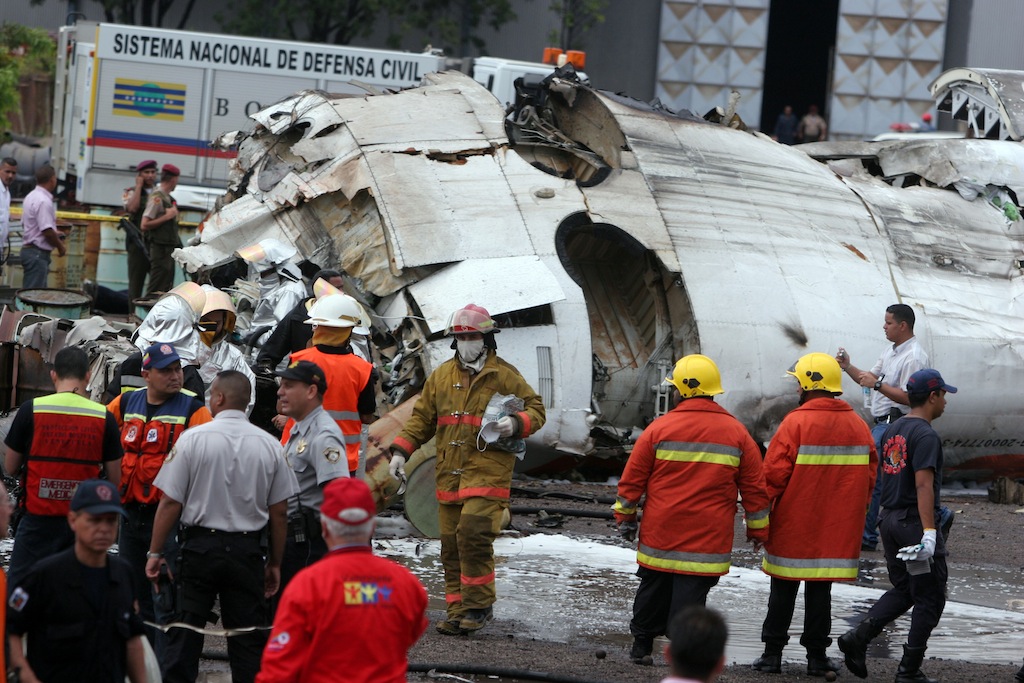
[{"left": 154, "top": 410, "right": 297, "bottom": 532}]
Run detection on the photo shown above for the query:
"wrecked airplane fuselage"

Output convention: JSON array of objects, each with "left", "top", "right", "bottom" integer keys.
[{"left": 178, "top": 71, "right": 1024, "bottom": 481}]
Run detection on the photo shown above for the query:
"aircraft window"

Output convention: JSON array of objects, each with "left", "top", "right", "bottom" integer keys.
[{"left": 493, "top": 305, "right": 553, "bottom": 328}]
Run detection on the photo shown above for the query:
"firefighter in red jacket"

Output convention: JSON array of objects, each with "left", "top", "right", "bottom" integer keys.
[
  {"left": 614, "top": 353, "right": 770, "bottom": 665},
  {"left": 752, "top": 352, "right": 877, "bottom": 677}
]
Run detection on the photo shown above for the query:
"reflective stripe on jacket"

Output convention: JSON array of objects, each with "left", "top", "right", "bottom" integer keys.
[
  {"left": 613, "top": 399, "right": 770, "bottom": 576},
  {"left": 392, "top": 352, "right": 545, "bottom": 504},
  {"left": 25, "top": 393, "right": 108, "bottom": 515},
  {"left": 110, "top": 389, "right": 209, "bottom": 505},
  {"left": 283, "top": 346, "right": 373, "bottom": 472},
  {"left": 761, "top": 397, "right": 877, "bottom": 581}
]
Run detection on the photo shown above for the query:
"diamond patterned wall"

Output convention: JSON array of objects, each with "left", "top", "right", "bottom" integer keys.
[
  {"left": 830, "top": 0, "right": 948, "bottom": 139},
  {"left": 656, "top": 0, "right": 769, "bottom": 126}
]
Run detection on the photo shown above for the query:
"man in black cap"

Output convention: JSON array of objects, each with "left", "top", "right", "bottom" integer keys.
[
  {"left": 141, "top": 163, "right": 181, "bottom": 296},
  {"left": 122, "top": 158, "right": 157, "bottom": 302},
  {"left": 838, "top": 368, "right": 956, "bottom": 683},
  {"left": 7, "top": 479, "right": 148, "bottom": 683},
  {"left": 274, "top": 359, "right": 347, "bottom": 600}
]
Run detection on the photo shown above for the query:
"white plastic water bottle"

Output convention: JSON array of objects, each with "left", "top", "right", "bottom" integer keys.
[{"left": 862, "top": 386, "right": 871, "bottom": 409}]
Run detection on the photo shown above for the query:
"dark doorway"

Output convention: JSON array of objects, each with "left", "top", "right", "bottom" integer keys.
[{"left": 760, "top": 0, "right": 840, "bottom": 137}]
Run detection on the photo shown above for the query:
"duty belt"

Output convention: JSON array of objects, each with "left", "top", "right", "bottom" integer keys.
[
  {"left": 181, "top": 525, "right": 259, "bottom": 539},
  {"left": 874, "top": 408, "right": 904, "bottom": 424}
]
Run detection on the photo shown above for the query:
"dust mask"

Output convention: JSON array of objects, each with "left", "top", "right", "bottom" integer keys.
[{"left": 457, "top": 339, "right": 486, "bottom": 371}]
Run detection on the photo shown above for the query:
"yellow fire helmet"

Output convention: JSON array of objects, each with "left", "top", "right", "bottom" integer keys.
[
  {"left": 665, "top": 354, "right": 724, "bottom": 398},
  {"left": 787, "top": 352, "right": 843, "bottom": 394}
]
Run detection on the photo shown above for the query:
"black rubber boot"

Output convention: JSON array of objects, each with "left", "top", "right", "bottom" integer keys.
[
  {"left": 807, "top": 651, "right": 841, "bottom": 677},
  {"left": 1015, "top": 658, "right": 1024, "bottom": 683},
  {"left": 630, "top": 636, "right": 654, "bottom": 665},
  {"left": 894, "top": 645, "right": 938, "bottom": 683},
  {"left": 838, "top": 618, "right": 880, "bottom": 679},
  {"left": 751, "top": 652, "right": 782, "bottom": 673}
]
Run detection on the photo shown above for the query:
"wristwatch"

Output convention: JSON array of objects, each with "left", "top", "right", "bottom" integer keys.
[
  {"left": 873, "top": 379, "right": 884, "bottom": 391},
  {"left": 146, "top": 551, "right": 164, "bottom": 559}
]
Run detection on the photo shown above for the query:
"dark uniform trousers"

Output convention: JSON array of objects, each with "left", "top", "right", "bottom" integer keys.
[
  {"left": 6, "top": 513, "right": 74, "bottom": 592},
  {"left": 120, "top": 503, "right": 179, "bottom": 656},
  {"left": 162, "top": 527, "right": 268, "bottom": 683},
  {"left": 761, "top": 578, "right": 833, "bottom": 653},
  {"left": 127, "top": 239, "right": 148, "bottom": 302},
  {"left": 630, "top": 566, "right": 720, "bottom": 640},
  {"left": 275, "top": 511, "right": 328, "bottom": 612},
  {"left": 868, "top": 507, "right": 948, "bottom": 648}
]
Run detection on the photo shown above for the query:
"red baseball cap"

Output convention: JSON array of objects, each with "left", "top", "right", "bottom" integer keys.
[
  {"left": 321, "top": 478, "right": 376, "bottom": 525},
  {"left": 162, "top": 163, "right": 180, "bottom": 176}
]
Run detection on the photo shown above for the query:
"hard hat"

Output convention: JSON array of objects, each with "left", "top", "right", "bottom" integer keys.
[
  {"left": 664, "top": 354, "right": 724, "bottom": 398},
  {"left": 199, "top": 285, "right": 237, "bottom": 343},
  {"left": 164, "top": 281, "right": 206, "bottom": 317},
  {"left": 304, "top": 293, "right": 365, "bottom": 329},
  {"left": 312, "top": 277, "right": 342, "bottom": 300},
  {"left": 787, "top": 352, "right": 843, "bottom": 394},
  {"left": 237, "top": 238, "right": 297, "bottom": 266},
  {"left": 444, "top": 304, "right": 497, "bottom": 336}
]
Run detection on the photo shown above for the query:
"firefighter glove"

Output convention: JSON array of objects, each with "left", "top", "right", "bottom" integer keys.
[
  {"left": 619, "top": 520, "right": 638, "bottom": 542},
  {"left": 388, "top": 451, "right": 407, "bottom": 480},
  {"left": 897, "top": 528, "right": 936, "bottom": 562},
  {"left": 496, "top": 416, "right": 515, "bottom": 438}
]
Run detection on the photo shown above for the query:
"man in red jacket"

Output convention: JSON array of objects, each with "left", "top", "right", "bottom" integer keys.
[
  {"left": 256, "top": 477, "right": 427, "bottom": 683},
  {"left": 753, "top": 352, "right": 876, "bottom": 677},
  {"left": 614, "top": 354, "right": 770, "bottom": 665}
]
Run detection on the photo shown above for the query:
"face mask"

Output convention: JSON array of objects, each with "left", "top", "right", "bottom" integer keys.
[
  {"left": 457, "top": 339, "right": 486, "bottom": 365},
  {"left": 312, "top": 325, "right": 351, "bottom": 347},
  {"left": 199, "top": 329, "right": 217, "bottom": 347}
]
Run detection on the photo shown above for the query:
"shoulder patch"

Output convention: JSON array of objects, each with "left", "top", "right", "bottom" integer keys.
[
  {"left": 324, "top": 447, "right": 341, "bottom": 464},
  {"left": 9, "top": 587, "right": 28, "bottom": 612}
]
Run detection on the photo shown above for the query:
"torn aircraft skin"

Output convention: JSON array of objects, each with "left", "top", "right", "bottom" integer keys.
[{"left": 177, "top": 70, "right": 1024, "bottom": 482}]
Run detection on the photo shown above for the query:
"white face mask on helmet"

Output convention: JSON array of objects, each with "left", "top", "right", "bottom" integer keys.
[{"left": 456, "top": 339, "right": 486, "bottom": 368}]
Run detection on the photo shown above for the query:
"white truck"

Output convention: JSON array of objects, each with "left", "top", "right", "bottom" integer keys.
[{"left": 51, "top": 22, "right": 583, "bottom": 211}]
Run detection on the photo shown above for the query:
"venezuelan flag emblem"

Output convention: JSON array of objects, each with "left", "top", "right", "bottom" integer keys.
[{"left": 113, "top": 79, "right": 186, "bottom": 121}]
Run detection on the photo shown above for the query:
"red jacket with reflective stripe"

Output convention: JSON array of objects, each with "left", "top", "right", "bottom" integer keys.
[
  {"left": 282, "top": 347, "right": 373, "bottom": 472},
  {"left": 25, "top": 394, "right": 108, "bottom": 515},
  {"left": 761, "top": 397, "right": 877, "bottom": 581},
  {"left": 614, "top": 399, "right": 770, "bottom": 576}
]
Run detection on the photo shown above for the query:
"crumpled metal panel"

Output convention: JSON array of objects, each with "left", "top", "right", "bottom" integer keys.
[
  {"left": 931, "top": 67, "right": 1024, "bottom": 141},
  {"left": 406, "top": 256, "right": 566, "bottom": 334}
]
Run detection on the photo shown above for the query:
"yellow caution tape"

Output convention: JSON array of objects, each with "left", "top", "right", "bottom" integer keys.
[{"left": 9, "top": 206, "right": 200, "bottom": 228}]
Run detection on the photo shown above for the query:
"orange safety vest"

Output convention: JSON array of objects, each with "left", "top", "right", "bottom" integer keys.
[
  {"left": 24, "top": 393, "right": 108, "bottom": 516},
  {"left": 114, "top": 389, "right": 204, "bottom": 505},
  {"left": 614, "top": 399, "right": 771, "bottom": 576},
  {"left": 761, "top": 397, "right": 877, "bottom": 581},
  {"left": 281, "top": 347, "right": 372, "bottom": 472}
]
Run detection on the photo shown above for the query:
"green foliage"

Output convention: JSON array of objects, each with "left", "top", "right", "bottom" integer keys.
[
  {"left": 0, "top": 23, "right": 56, "bottom": 133},
  {"left": 217, "top": 0, "right": 517, "bottom": 55},
  {"left": 549, "top": 0, "right": 606, "bottom": 50}
]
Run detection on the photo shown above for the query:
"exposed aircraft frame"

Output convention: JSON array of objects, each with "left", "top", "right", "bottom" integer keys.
[{"left": 178, "top": 70, "right": 1024, "bottom": 481}]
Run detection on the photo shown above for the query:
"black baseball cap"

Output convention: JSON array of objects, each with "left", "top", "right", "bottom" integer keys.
[
  {"left": 71, "top": 479, "right": 125, "bottom": 516},
  {"left": 275, "top": 359, "right": 328, "bottom": 394}
]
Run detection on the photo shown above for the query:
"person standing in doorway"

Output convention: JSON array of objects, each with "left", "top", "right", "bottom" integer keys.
[
  {"left": 798, "top": 105, "right": 828, "bottom": 142},
  {"left": 773, "top": 105, "right": 798, "bottom": 145}
]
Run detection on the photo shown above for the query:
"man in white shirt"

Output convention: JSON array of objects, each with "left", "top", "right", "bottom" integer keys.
[
  {"left": 836, "top": 304, "right": 930, "bottom": 551},
  {"left": 0, "top": 157, "right": 17, "bottom": 271}
]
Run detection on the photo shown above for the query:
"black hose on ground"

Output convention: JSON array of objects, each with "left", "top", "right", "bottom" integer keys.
[
  {"left": 408, "top": 662, "right": 620, "bottom": 683},
  {"left": 511, "top": 487, "right": 618, "bottom": 505},
  {"left": 510, "top": 505, "right": 615, "bottom": 520}
]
